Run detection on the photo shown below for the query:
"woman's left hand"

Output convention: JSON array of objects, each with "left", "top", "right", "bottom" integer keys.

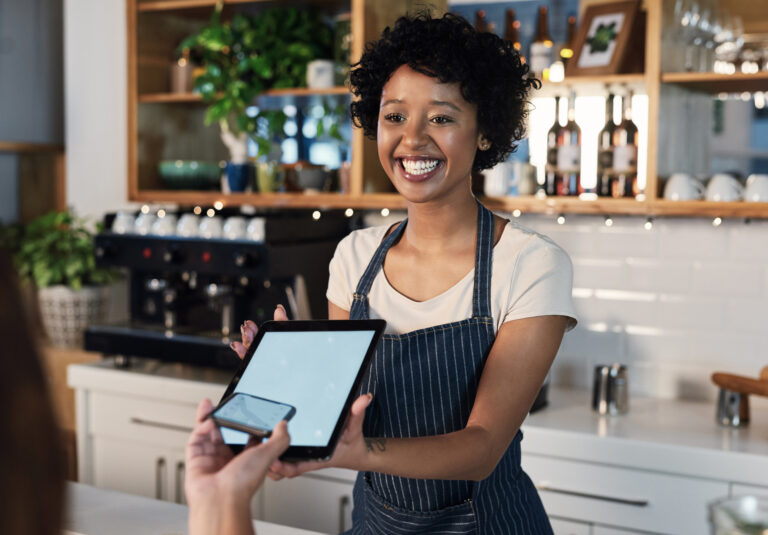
[{"left": 267, "top": 393, "right": 373, "bottom": 480}]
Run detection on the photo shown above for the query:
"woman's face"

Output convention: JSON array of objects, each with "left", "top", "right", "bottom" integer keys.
[{"left": 377, "top": 65, "right": 484, "bottom": 204}]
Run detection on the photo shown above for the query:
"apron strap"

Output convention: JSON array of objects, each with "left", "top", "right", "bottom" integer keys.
[{"left": 353, "top": 218, "right": 407, "bottom": 299}]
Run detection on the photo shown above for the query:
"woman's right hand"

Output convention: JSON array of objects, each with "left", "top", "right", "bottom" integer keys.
[{"left": 230, "top": 305, "right": 289, "bottom": 360}]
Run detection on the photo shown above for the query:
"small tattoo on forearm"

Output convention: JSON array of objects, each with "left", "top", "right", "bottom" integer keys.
[{"left": 365, "top": 437, "right": 387, "bottom": 453}]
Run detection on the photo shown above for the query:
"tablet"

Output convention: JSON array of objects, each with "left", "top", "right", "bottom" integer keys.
[{"left": 217, "top": 319, "right": 386, "bottom": 461}]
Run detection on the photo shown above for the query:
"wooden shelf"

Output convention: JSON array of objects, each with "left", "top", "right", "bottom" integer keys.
[
  {"left": 536, "top": 73, "right": 646, "bottom": 97},
  {"left": 661, "top": 71, "right": 768, "bottom": 93},
  {"left": 137, "top": 0, "right": 345, "bottom": 12},
  {"left": 128, "top": 191, "right": 768, "bottom": 218},
  {"left": 0, "top": 141, "right": 64, "bottom": 153},
  {"left": 139, "top": 86, "right": 350, "bottom": 103}
]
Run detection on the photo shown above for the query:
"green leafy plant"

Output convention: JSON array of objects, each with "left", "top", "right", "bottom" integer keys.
[
  {"left": 178, "top": 4, "right": 334, "bottom": 156},
  {"left": 11, "top": 211, "right": 120, "bottom": 291}
]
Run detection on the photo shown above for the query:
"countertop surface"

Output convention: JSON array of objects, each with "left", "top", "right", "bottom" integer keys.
[
  {"left": 64, "top": 482, "right": 325, "bottom": 535},
  {"left": 521, "top": 387, "right": 768, "bottom": 486}
]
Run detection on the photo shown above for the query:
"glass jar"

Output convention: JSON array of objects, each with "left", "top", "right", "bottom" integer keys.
[{"left": 709, "top": 495, "right": 768, "bottom": 534}]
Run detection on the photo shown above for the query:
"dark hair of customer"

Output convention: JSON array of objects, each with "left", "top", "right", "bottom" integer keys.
[
  {"left": 349, "top": 11, "right": 540, "bottom": 171},
  {"left": 0, "top": 248, "right": 64, "bottom": 535}
]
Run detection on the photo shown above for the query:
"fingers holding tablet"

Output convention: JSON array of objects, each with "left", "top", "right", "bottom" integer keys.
[{"left": 230, "top": 306, "right": 289, "bottom": 360}]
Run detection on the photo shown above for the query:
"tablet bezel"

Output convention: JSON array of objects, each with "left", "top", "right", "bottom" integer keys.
[{"left": 217, "top": 319, "right": 386, "bottom": 461}]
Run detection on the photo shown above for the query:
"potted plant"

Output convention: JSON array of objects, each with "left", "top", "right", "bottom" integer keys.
[
  {"left": 9, "top": 211, "right": 120, "bottom": 349},
  {"left": 178, "top": 4, "right": 334, "bottom": 191}
]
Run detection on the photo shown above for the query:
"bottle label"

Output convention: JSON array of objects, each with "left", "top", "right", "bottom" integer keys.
[
  {"left": 529, "top": 42, "right": 552, "bottom": 75},
  {"left": 557, "top": 144, "right": 580, "bottom": 172},
  {"left": 613, "top": 145, "right": 637, "bottom": 173},
  {"left": 598, "top": 149, "right": 613, "bottom": 171}
]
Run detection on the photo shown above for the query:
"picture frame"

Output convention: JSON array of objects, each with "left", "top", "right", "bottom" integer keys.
[{"left": 566, "top": 0, "right": 643, "bottom": 77}]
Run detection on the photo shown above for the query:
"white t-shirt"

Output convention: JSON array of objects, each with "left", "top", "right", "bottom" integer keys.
[{"left": 326, "top": 220, "right": 578, "bottom": 335}]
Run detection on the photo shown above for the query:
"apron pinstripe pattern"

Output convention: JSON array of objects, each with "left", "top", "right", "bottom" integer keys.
[{"left": 345, "top": 203, "right": 553, "bottom": 534}]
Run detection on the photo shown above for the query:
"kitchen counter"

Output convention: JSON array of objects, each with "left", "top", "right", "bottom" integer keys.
[
  {"left": 521, "top": 387, "right": 768, "bottom": 487},
  {"left": 63, "top": 482, "right": 325, "bottom": 535}
]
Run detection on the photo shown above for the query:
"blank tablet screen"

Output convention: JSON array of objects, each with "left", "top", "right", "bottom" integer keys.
[{"left": 222, "top": 329, "right": 377, "bottom": 447}]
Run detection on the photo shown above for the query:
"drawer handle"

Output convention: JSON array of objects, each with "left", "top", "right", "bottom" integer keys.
[
  {"left": 155, "top": 457, "right": 166, "bottom": 500},
  {"left": 536, "top": 482, "right": 649, "bottom": 507},
  {"left": 130, "top": 417, "right": 193, "bottom": 433},
  {"left": 339, "top": 495, "right": 351, "bottom": 533},
  {"left": 175, "top": 461, "right": 185, "bottom": 504}
]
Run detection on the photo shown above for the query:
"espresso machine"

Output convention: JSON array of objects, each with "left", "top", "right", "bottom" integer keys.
[{"left": 85, "top": 208, "right": 355, "bottom": 369}]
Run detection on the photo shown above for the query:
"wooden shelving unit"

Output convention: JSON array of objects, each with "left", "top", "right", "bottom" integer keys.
[
  {"left": 125, "top": 0, "right": 768, "bottom": 219},
  {"left": 661, "top": 71, "right": 768, "bottom": 94},
  {"left": 138, "top": 86, "right": 350, "bottom": 103}
]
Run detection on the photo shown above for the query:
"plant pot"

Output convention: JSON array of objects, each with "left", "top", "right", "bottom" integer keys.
[{"left": 38, "top": 285, "right": 110, "bottom": 349}]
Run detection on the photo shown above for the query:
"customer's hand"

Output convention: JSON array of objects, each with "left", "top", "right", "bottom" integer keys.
[
  {"left": 230, "top": 305, "right": 289, "bottom": 360},
  {"left": 185, "top": 398, "right": 290, "bottom": 534}
]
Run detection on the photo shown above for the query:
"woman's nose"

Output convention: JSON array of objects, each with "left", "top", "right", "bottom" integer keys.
[{"left": 402, "top": 119, "right": 429, "bottom": 148}]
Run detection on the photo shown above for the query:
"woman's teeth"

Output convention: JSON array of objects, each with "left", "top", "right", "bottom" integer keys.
[{"left": 401, "top": 159, "right": 439, "bottom": 175}]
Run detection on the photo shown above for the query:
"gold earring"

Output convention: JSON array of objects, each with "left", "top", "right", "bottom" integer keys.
[{"left": 480, "top": 139, "right": 490, "bottom": 150}]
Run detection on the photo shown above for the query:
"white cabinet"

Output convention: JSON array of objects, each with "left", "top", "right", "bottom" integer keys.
[
  {"left": 550, "top": 516, "right": 592, "bottom": 535},
  {"left": 731, "top": 483, "right": 768, "bottom": 497},
  {"left": 263, "top": 471, "right": 355, "bottom": 534},
  {"left": 524, "top": 454, "right": 728, "bottom": 535}
]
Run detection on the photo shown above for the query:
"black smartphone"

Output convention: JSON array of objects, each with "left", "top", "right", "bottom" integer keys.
[{"left": 210, "top": 392, "right": 296, "bottom": 438}]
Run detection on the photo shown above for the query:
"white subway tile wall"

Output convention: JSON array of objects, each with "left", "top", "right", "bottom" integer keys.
[
  {"left": 506, "top": 213, "right": 768, "bottom": 405},
  {"left": 364, "top": 211, "right": 768, "bottom": 408}
]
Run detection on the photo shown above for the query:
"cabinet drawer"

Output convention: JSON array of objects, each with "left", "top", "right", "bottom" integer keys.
[
  {"left": 89, "top": 392, "right": 197, "bottom": 447},
  {"left": 523, "top": 454, "right": 728, "bottom": 535},
  {"left": 550, "top": 516, "right": 592, "bottom": 535}
]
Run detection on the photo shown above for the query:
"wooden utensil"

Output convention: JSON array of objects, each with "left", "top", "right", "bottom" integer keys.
[{"left": 711, "top": 366, "right": 768, "bottom": 427}]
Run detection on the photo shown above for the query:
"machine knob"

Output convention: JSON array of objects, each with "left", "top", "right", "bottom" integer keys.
[
  {"left": 163, "top": 247, "right": 182, "bottom": 264},
  {"left": 233, "top": 251, "right": 250, "bottom": 268},
  {"left": 94, "top": 242, "right": 116, "bottom": 260}
]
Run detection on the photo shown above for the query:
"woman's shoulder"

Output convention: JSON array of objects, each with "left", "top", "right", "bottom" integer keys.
[
  {"left": 334, "top": 224, "right": 392, "bottom": 259},
  {"left": 496, "top": 220, "right": 573, "bottom": 271}
]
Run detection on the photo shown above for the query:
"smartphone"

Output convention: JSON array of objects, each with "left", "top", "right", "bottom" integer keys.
[{"left": 210, "top": 392, "right": 296, "bottom": 438}]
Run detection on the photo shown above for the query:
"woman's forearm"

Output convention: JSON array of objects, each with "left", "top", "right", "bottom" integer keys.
[{"left": 354, "top": 425, "right": 502, "bottom": 481}]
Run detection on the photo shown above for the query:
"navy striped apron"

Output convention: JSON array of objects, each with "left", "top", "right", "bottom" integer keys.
[{"left": 346, "top": 203, "right": 553, "bottom": 534}]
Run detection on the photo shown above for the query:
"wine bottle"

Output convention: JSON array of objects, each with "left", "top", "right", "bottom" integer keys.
[
  {"left": 556, "top": 91, "right": 581, "bottom": 196},
  {"left": 504, "top": 9, "right": 524, "bottom": 62},
  {"left": 597, "top": 93, "right": 616, "bottom": 197},
  {"left": 560, "top": 15, "right": 577, "bottom": 66},
  {"left": 612, "top": 91, "right": 639, "bottom": 198},
  {"left": 529, "top": 6, "right": 553, "bottom": 80},
  {"left": 475, "top": 10, "right": 488, "bottom": 32},
  {"left": 545, "top": 96, "right": 561, "bottom": 196}
]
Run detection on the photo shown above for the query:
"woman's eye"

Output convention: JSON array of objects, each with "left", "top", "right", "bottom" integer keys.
[
  {"left": 430, "top": 115, "right": 453, "bottom": 125},
  {"left": 384, "top": 113, "right": 405, "bottom": 123}
]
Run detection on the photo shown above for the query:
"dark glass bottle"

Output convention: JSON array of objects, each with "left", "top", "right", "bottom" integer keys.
[
  {"left": 560, "top": 15, "right": 577, "bottom": 66},
  {"left": 556, "top": 92, "right": 581, "bottom": 196},
  {"left": 474, "top": 10, "right": 488, "bottom": 32},
  {"left": 530, "top": 6, "right": 553, "bottom": 80},
  {"left": 545, "top": 96, "right": 561, "bottom": 196},
  {"left": 504, "top": 9, "right": 524, "bottom": 61},
  {"left": 597, "top": 93, "right": 616, "bottom": 197},
  {"left": 612, "top": 91, "right": 639, "bottom": 198}
]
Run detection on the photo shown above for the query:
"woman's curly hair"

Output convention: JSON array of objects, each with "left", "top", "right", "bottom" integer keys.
[{"left": 350, "top": 11, "right": 540, "bottom": 171}]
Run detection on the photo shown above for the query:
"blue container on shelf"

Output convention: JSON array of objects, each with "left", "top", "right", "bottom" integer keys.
[{"left": 226, "top": 162, "right": 253, "bottom": 192}]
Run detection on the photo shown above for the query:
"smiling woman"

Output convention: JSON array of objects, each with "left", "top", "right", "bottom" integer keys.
[{"left": 235, "top": 11, "right": 578, "bottom": 535}]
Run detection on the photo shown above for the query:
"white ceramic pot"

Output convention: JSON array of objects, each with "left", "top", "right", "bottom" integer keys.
[{"left": 38, "top": 285, "right": 110, "bottom": 348}]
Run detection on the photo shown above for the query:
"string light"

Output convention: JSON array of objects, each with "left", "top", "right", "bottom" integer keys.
[
  {"left": 644, "top": 217, "right": 653, "bottom": 231},
  {"left": 381, "top": 208, "right": 390, "bottom": 217},
  {"left": 312, "top": 210, "right": 321, "bottom": 220},
  {"left": 556, "top": 214, "right": 566, "bottom": 225},
  {"left": 193, "top": 206, "right": 202, "bottom": 215},
  {"left": 214, "top": 201, "right": 224, "bottom": 211},
  {"left": 712, "top": 217, "right": 722, "bottom": 227},
  {"left": 141, "top": 205, "right": 150, "bottom": 214},
  {"left": 157, "top": 209, "right": 166, "bottom": 218},
  {"left": 604, "top": 216, "right": 613, "bottom": 227},
  {"left": 344, "top": 208, "right": 354, "bottom": 217},
  {"left": 206, "top": 208, "right": 215, "bottom": 217},
  {"left": 512, "top": 209, "right": 522, "bottom": 218}
]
